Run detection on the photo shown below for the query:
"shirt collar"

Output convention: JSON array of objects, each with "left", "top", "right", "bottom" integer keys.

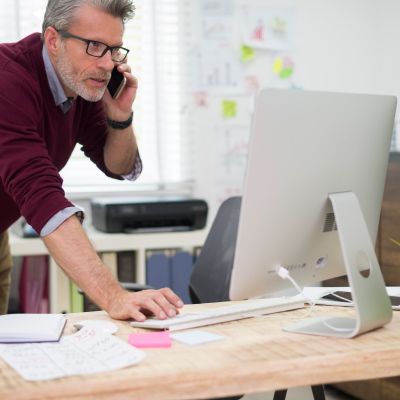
[{"left": 42, "top": 45, "right": 74, "bottom": 114}]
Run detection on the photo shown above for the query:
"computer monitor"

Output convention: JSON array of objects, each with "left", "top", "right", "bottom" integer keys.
[{"left": 229, "top": 88, "right": 397, "bottom": 337}]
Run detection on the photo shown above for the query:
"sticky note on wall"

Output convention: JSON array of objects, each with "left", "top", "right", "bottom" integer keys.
[
  {"left": 222, "top": 100, "right": 237, "bottom": 118},
  {"left": 273, "top": 56, "right": 294, "bottom": 79},
  {"left": 241, "top": 45, "right": 255, "bottom": 63}
]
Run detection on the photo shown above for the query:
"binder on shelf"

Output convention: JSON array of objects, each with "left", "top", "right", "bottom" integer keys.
[
  {"left": 146, "top": 250, "right": 171, "bottom": 289},
  {"left": 117, "top": 251, "right": 137, "bottom": 283},
  {"left": 70, "top": 282, "right": 84, "bottom": 313},
  {"left": 83, "top": 294, "right": 100, "bottom": 312},
  {"left": 100, "top": 252, "right": 118, "bottom": 278},
  {"left": 193, "top": 246, "right": 203, "bottom": 264},
  {"left": 170, "top": 250, "right": 194, "bottom": 304},
  {"left": 71, "top": 283, "right": 100, "bottom": 312},
  {"left": 19, "top": 256, "right": 49, "bottom": 313}
]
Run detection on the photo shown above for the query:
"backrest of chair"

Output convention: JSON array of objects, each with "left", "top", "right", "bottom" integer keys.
[{"left": 189, "top": 197, "right": 241, "bottom": 303}]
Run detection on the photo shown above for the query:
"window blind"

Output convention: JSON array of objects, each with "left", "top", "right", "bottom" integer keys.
[{"left": 0, "top": 0, "right": 194, "bottom": 196}]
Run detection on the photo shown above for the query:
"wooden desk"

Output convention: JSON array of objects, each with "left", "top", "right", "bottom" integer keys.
[{"left": 1, "top": 305, "right": 400, "bottom": 400}]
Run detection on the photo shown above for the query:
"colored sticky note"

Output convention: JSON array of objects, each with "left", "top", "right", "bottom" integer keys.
[
  {"left": 280, "top": 67, "right": 293, "bottom": 79},
  {"left": 241, "top": 45, "right": 255, "bottom": 63},
  {"left": 271, "top": 17, "right": 287, "bottom": 34},
  {"left": 128, "top": 331, "right": 171, "bottom": 348},
  {"left": 273, "top": 56, "right": 294, "bottom": 80},
  {"left": 273, "top": 57, "right": 283, "bottom": 74},
  {"left": 193, "top": 91, "right": 208, "bottom": 107},
  {"left": 222, "top": 100, "right": 237, "bottom": 118}
]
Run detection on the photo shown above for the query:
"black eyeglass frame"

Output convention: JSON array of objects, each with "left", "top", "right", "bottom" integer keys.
[{"left": 56, "top": 29, "right": 130, "bottom": 62}]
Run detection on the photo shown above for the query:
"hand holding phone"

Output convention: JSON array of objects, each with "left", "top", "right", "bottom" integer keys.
[{"left": 107, "top": 66, "right": 126, "bottom": 98}]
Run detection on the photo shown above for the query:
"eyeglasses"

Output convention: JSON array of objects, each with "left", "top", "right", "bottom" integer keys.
[{"left": 57, "top": 30, "right": 129, "bottom": 62}]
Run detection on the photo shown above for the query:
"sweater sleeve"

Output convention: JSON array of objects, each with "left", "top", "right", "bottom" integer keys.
[
  {"left": 0, "top": 68, "right": 74, "bottom": 234},
  {"left": 76, "top": 100, "right": 124, "bottom": 181}
]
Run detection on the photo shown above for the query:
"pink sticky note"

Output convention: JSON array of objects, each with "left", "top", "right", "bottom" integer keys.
[{"left": 128, "top": 331, "right": 171, "bottom": 348}]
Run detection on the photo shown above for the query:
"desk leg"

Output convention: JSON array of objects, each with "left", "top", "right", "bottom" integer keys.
[
  {"left": 273, "top": 386, "right": 324, "bottom": 400},
  {"left": 273, "top": 390, "right": 287, "bottom": 400},
  {"left": 311, "top": 385, "right": 325, "bottom": 400}
]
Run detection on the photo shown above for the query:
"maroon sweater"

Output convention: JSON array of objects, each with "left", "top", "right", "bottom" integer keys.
[{"left": 0, "top": 33, "right": 122, "bottom": 233}]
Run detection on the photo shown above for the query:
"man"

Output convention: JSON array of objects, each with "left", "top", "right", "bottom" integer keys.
[{"left": 0, "top": 0, "right": 183, "bottom": 319}]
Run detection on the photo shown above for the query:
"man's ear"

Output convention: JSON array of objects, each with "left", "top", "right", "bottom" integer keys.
[{"left": 43, "top": 27, "right": 61, "bottom": 57}]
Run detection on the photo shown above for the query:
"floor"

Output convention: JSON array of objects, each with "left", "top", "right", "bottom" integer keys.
[{"left": 242, "top": 385, "right": 357, "bottom": 399}]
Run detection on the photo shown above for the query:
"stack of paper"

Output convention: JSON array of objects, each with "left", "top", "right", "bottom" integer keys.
[
  {"left": 0, "top": 314, "right": 66, "bottom": 343},
  {"left": 0, "top": 327, "right": 146, "bottom": 381}
]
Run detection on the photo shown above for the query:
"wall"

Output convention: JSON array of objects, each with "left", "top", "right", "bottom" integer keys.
[
  {"left": 191, "top": 0, "right": 400, "bottom": 221},
  {"left": 296, "top": 0, "right": 400, "bottom": 96}
]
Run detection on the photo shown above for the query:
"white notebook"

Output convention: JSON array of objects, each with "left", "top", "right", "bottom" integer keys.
[{"left": 0, "top": 314, "right": 66, "bottom": 343}]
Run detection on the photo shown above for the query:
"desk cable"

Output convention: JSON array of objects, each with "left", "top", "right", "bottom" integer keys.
[
  {"left": 323, "top": 291, "right": 353, "bottom": 303},
  {"left": 275, "top": 265, "right": 354, "bottom": 333}
]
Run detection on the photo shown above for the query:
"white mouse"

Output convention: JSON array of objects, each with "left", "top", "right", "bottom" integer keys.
[{"left": 73, "top": 320, "right": 118, "bottom": 334}]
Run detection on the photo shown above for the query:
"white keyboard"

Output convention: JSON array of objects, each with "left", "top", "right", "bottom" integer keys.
[{"left": 129, "top": 297, "right": 305, "bottom": 331}]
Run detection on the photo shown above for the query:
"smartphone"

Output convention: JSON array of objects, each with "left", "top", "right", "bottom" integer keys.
[
  {"left": 107, "top": 66, "right": 126, "bottom": 98},
  {"left": 322, "top": 290, "right": 400, "bottom": 308}
]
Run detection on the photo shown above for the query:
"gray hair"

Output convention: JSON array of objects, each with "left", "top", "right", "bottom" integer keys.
[{"left": 42, "top": 0, "right": 135, "bottom": 39}]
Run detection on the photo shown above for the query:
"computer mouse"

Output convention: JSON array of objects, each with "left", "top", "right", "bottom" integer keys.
[{"left": 73, "top": 320, "right": 118, "bottom": 334}]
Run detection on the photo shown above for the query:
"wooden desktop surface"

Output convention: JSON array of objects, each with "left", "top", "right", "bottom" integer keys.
[{"left": 1, "top": 304, "right": 400, "bottom": 400}]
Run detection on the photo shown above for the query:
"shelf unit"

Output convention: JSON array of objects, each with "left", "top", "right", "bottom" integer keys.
[{"left": 9, "top": 227, "right": 207, "bottom": 314}]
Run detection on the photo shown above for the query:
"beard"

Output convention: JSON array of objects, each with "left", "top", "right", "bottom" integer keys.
[{"left": 55, "top": 46, "right": 110, "bottom": 102}]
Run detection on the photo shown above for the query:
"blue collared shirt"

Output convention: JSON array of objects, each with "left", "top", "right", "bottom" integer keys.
[{"left": 42, "top": 46, "right": 74, "bottom": 113}]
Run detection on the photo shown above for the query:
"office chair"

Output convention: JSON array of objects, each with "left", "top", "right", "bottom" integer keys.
[
  {"left": 190, "top": 196, "right": 241, "bottom": 304},
  {"left": 189, "top": 197, "right": 325, "bottom": 400}
]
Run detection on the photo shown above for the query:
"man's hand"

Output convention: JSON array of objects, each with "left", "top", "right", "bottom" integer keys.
[
  {"left": 107, "top": 287, "right": 184, "bottom": 321},
  {"left": 103, "top": 63, "right": 137, "bottom": 122},
  {"left": 43, "top": 216, "right": 184, "bottom": 322}
]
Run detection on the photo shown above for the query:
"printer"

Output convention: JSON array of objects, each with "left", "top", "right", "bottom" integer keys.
[{"left": 91, "top": 197, "right": 208, "bottom": 233}]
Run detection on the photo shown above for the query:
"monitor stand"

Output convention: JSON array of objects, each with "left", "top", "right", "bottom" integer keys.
[{"left": 284, "top": 191, "right": 393, "bottom": 338}]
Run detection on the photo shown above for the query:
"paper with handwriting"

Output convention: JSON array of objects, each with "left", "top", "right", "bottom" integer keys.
[{"left": 0, "top": 327, "right": 145, "bottom": 381}]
